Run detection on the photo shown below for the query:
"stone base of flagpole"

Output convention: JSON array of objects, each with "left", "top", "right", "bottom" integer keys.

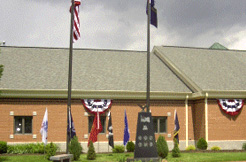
[{"left": 127, "top": 157, "right": 161, "bottom": 162}]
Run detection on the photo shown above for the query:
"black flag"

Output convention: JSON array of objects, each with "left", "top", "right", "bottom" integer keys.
[{"left": 107, "top": 111, "right": 114, "bottom": 148}]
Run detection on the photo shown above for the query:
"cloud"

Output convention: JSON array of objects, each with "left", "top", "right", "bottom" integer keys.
[{"left": 1, "top": 0, "right": 246, "bottom": 50}]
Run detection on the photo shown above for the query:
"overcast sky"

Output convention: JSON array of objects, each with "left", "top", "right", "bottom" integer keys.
[{"left": 1, "top": 0, "right": 246, "bottom": 51}]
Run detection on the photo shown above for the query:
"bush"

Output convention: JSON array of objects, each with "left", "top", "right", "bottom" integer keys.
[
  {"left": 0, "top": 141, "right": 7, "bottom": 154},
  {"left": 69, "top": 136, "right": 82, "bottom": 160},
  {"left": 156, "top": 135, "right": 169, "bottom": 159},
  {"left": 185, "top": 145, "right": 196, "bottom": 151},
  {"left": 7, "top": 143, "right": 46, "bottom": 154},
  {"left": 242, "top": 143, "right": 246, "bottom": 150},
  {"left": 112, "top": 145, "right": 125, "bottom": 153},
  {"left": 211, "top": 146, "right": 221, "bottom": 151},
  {"left": 126, "top": 141, "right": 135, "bottom": 152},
  {"left": 87, "top": 141, "right": 96, "bottom": 160},
  {"left": 196, "top": 138, "right": 208, "bottom": 150},
  {"left": 45, "top": 142, "right": 58, "bottom": 160},
  {"left": 172, "top": 139, "right": 181, "bottom": 157}
]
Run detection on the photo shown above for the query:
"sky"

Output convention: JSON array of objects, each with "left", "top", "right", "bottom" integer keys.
[{"left": 1, "top": 0, "right": 246, "bottom": 51}]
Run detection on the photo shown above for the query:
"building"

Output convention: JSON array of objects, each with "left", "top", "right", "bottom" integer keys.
[{"left": 0, "top": 44, "right": 246, "bottom": 152}]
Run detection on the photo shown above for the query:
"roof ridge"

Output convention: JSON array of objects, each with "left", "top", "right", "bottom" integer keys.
[{"left": 0, "top": 46, "right": 146, "bottom": 53}]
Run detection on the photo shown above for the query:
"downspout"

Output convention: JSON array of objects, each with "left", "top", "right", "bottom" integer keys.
[
  {"left": 185, "top": 95, "right": 189, "bottom": 147},
  {"left": 205, "top": 93, "right": 208, "bottom": 142}
]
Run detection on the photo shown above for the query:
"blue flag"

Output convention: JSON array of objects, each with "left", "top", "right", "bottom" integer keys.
[
  {"left": 174, "top": 110, "right": 180, "bottom": 144},
  {"left": 123, "top": 109, "right": 130, "bottom": 146},
  {"left": 146, "top": 0, "right": 158, "bottom": 28},
  {"left": 67, "top": 108, "right": 76, "bottom": 141}
]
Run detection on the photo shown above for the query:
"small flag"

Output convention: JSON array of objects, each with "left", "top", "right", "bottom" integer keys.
[
  {"left": 67, "top": 108, "right": 76, "bottom": 142},
  {"left": 70, "top": 0, "right": 81, "bottom": 43},
  {"left": 40, "top": 108, "right": 48, "bottom": 145},
  {"left": 107, "top": 111, "right": 114, "bottom": 148},
  {"left": 146, "top": 0, "right": 158, "bottom": 28},
  {"left": 174, "top": 109, "right": 180, "bottom": 144},
  {"left": 123, "top": 109, "right": 130, "bottom": 146},
  {"left": 88, "top": 113, "right": 103, "bottom": 146}
]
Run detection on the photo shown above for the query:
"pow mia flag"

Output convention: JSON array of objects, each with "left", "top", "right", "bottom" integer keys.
[{"left": 107, "top": 111, "right": 114, "bottom": 148}]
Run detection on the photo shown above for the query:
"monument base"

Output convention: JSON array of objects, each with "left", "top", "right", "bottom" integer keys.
[{"left": 127, "top": 157, "right": 161, "bottom": 162}]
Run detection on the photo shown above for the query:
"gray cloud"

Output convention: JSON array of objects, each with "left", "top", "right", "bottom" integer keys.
[{"left": 1, "top": 0, "right": 246, "bottom": 50}]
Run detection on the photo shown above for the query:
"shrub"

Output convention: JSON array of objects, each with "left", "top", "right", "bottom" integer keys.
[
  {"left": 112, "top": 145, "right": 125, "bottom": 153},
  {"left": 156, "top": 135, "right": 169, "bottom": 159},
  {"left": 196, "top": 138, "right": 208, "bottom": 150},
  {"left": 185, "top": 145, "right": 196, "bottom": 151},
  {"left": 87, "top": 141, "right": 96, "bottom": 160},
  {"left": 7, "top": 143, "right": 46, "bottom": 154},
  {"left": 69, "top": 136, "right": 82, "bottom": 161},
  {"left": 172, "top": 139, "right": 181, "bottom": 157},
  {"left": 0, "top": 141, "right": 7, "bottom": 154},
  {"left": 211, "top": 146, "right": 221, "bottom": 151},
  {"left": 45, "top": 142, "right": 58, "bottom": 160},
  {"left": 242, "top": 143, "right": 246, "bottom": 151},
  {"left": 126, "top": 141, "right": 135, "bottom": 152}
]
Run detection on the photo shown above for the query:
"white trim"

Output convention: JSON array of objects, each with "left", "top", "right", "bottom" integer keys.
[
  {"left": 205, "top": 93, "right": 208, "bottom": 142},
  {"left": 185, "top": 95, "right": 189, "bottom": 147}
]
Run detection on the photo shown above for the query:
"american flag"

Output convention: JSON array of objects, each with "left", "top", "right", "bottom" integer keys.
[{"left": 70, "top": 0, "right": 81, "bottom": 43}]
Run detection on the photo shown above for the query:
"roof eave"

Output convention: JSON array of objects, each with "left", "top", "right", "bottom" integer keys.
[{"left": 0, "top": 89, "right": 192, "bottom": 100}]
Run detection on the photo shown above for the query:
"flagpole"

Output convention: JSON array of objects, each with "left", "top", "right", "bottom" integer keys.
[
  {"left": 66, "top": 0, "right": 75, "bottom": 154},
  {"left": 146, "top": 0, "right": 151, "bottom": 113}
]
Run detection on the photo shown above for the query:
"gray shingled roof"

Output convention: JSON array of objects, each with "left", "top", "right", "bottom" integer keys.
[
  {"left": 154, "top": 46, "right": 246, "bottom": 91},
  {"left": 0, "top": 46, "right": 191, "bottom": 94},
  {"left": 2, "top": 46, "right": 246, "bottom": 99}
]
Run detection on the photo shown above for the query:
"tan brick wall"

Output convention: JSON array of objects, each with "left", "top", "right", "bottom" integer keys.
[
  {"left": 0, "top": 99, "right": 191, "bottom": 143},
  {"left": 208, "top": 99, "right": 246, "bottom": 141},
  {"left": 191, "top": 100, "right": 205, "bottom": 140}
]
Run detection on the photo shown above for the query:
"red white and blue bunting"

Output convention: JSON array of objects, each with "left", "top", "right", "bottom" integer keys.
[
  {"left": 82, "top": 99, "right": 112, "bottom": 115},
  {"left": 217, "top": 99, "right": 244, "bottom": 116}
]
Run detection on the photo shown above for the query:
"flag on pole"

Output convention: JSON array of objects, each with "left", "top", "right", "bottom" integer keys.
[
  {"left": 40, "top": 108, "right": 48, "bottom": 145},
  {"left": 123, "top": 109, "right": 130, "bottom": 146},
  {"left": 107, "top": 111, "right": 114, "bottom": 148},
  {"left": 67, "top": 108, "right": 76, "bottom": 141},
  {"left": 146, "top": 0, "right": 158, "bottom": 28},
  {"left": 88, "top": 113, "right": 103, "bottom": 146},
  {"left": 70, "top": 0, "right": 81, "bottom": 43},
  {"left": 174, "top": 109, "right": 180, "bottom": 144}
]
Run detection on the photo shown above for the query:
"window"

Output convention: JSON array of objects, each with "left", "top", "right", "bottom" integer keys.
[
  {"left": 88, "top": 116, "right": 106, "bottom": 133},
  {"left": 153, "top": 116, "right": 167, "bottom": 133},
  {"left": 14, "top": 116, "right": 33, "bottom": 134}
]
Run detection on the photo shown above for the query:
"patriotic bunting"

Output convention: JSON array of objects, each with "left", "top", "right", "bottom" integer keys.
[
  {"left": 82, "top": 99, "right": 112, "bottom": 146},
  {"left": 218, "top": 99, "right": 244, "bottom": 116},
  {"left": 82, "top": 99, "right": 112, "bottom": 115}
]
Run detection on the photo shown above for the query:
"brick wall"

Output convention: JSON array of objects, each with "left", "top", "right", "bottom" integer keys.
[
  {"left": 0, "top": 99, "right": 190, "bottom": 143},
  {"left": 1, "top": 98, "right": 245, "bottom": 144},
  {"left": 207, "top": 99, "right": 246, "bottom": 141}
]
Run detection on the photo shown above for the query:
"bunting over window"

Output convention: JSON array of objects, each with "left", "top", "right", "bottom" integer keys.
[
  {"left": 218, "top": 99, "right": 244, "bottom": 116},
  {"left": 82, "top": 99, "right": 112, "bottom": 146},
  {"left": 82, "top": 99, "right": 112, "bottom": 114}
]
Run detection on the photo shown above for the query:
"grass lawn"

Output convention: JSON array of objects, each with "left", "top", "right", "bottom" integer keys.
[{"left": 1, "top": 152, "right": 246, "bottom": 162}]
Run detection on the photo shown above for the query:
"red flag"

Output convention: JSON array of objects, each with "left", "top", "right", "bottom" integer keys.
[
  {"left": 88, "top": 113, "right": 103, "bottom": 146},
  {"left": 70, "top": 0, "right": 81, "bottom": 43}
]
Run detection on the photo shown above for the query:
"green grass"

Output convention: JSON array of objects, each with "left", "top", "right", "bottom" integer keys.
[{"left": 1, "top": 152, "right": 246, "bottom": 162}]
